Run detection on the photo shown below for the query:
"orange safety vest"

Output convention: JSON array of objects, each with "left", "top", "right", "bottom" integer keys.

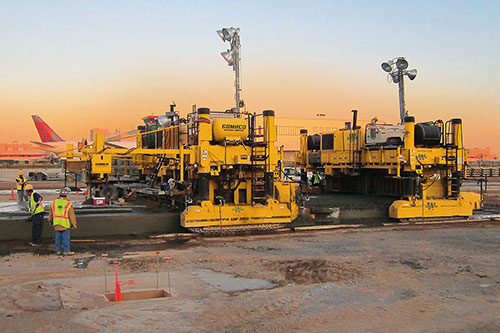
[{"left": 51, "top": 198, "right": 72, "bottom": 229}]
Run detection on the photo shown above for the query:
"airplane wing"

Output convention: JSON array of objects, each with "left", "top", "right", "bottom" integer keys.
[
  {"left": 31, "top": 141, "right": 57, "bottom": 148},
  {"left": 105, "top": 129, "right": 138, "bottom": 141},
  {"left": 105, "top": 141, "right": 136, "bottom": 149}
]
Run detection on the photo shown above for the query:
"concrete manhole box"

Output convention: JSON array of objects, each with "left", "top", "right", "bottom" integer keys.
[{"left": 104, "top": 289, "right": 171, "bottom": 302}]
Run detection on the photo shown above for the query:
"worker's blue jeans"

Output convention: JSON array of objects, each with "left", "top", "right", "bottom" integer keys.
[
  {"left": 55, "top": 229, "right": 70, "bottom": 253},
  {"left": 17, "top": 190, "right": 28, "bottom": 205}
]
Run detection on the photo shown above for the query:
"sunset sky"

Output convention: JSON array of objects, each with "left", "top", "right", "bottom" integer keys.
[{"left": 1, "top": 1, "right": 499, "bottom": 152}]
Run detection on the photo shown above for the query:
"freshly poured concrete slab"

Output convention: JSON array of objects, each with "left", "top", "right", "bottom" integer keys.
[
  {"left": 0, "top": 199, "right": 82, "bottom": 213},
  {"left": 192, "top": 268, "right": 275, "bottom": 293},
  {"left": 0, "top": 210, "right": 182, "bottom": 240},
  {"left": 0, "top": 189, "right": 60, "bottom": 196}
]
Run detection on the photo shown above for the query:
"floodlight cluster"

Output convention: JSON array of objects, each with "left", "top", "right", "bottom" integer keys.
[
  {"left": 216, "top": 26, "right": 243, "bottom": 112},
  {"left": 381, "top": 57, "right": 417, "bottom": 83},
  {"left": 217, "top": 27, "right": 240, "bottom": 67},
  {"left": 380, "top": 56, "right": 418, "bottom": 123}
]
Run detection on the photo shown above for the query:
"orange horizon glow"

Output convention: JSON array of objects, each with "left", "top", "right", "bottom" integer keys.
[{"left": 1, "top": 73, "right": 498, "bottom": 155}]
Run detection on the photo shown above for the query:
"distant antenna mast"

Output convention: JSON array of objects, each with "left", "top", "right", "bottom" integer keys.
[
  {"left": 217, "top": 26, "right": 243, "bottom": 113},
  {"left": 381, "top": 57, "right": 417, "bottom": 123}
]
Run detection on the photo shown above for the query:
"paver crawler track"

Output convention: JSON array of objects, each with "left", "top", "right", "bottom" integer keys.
[
  {"left": 399, "top": 216, "right": 471, "bottom": 223},
  {"left": 188, "top": 223, "right": 288, "bottom": 235}
]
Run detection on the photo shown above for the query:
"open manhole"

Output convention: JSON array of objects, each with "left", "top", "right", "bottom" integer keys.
[{"left": 104, "top": 289, "right": 171, "bottom": 302}]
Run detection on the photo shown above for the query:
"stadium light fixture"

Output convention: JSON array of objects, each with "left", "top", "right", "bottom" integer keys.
[
  {"left": 391, "top": 72, "right": 400, "bottom": 83},
  {"left": 220, "top": 50, "right": 234, "bottom": 66},
  {"left": 381, "top": 62, "right": 393, "bottom": 73},
  {"left": 396, "top": 57, "right": 409, "bottom": 70},
  {"left": 406, "top": 69, "right": 417, "bottom": 81},
  {"left": 217, "top": 27, "right": 238, "bottom": 42}
]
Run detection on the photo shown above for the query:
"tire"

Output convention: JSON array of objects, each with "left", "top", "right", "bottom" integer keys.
[{"left": 102, "top": 184, "right": 118, "bottom": 200}]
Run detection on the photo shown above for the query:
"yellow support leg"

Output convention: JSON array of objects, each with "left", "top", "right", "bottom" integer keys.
[
  {"left": 181, "top": 199, "right": 298, "bottom": 228},
  {"left": 389, "top": 192, "right": 482, "bottom": 219}
]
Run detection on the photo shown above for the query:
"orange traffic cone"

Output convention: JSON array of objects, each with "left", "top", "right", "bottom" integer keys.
[
  {"left": 10, "top": 188, "right": 15, "bottom": 200},
  {"left": 114, "top": 268, "right": 122, "bottom": 302}
]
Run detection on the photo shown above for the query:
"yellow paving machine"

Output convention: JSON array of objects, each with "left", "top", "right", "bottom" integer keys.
[
  {"left": 62, "top": 108, "right": 298, "bottom": 233},
  {"left": 297, "top": 110, "right": 482, "bottom": 221}
]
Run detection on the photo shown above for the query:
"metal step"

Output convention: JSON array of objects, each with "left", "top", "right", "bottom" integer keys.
[{"left": 251, "top": 155, "right": 267, "bottom": 161}]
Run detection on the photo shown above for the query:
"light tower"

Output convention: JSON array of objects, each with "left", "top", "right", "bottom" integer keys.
[
  {"left": 381, "top": 57, "right": 417, "bottom": 123},
  {"left": 217, "top": 26, "right": 243, "bottom": 113}
]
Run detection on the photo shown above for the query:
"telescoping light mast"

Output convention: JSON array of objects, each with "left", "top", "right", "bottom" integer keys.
[
  {"left": 381, "top": 57, "right": 417, "bottom": 123},
  {"left": 217, "top": 26, "right": 243, "bottom": 113}
]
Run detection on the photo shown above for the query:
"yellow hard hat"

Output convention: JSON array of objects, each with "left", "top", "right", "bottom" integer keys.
[
  {"left": 25, "top": 184, "right": 34, "bottom": 191},
  {"left": 19, "top": 171, "right": 23, "bottom": 176}
]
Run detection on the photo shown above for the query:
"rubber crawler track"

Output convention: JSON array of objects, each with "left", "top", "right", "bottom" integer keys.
[
  {"left": 398, "top": 216, "right": 471, "bottom": 223},
  {"left": 188, "top": 223, "right": 288, "bottom": 235}
]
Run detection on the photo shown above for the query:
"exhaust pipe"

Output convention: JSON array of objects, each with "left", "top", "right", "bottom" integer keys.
[{"left": 352, "top": 109, "right": 358, "bottom": 129}]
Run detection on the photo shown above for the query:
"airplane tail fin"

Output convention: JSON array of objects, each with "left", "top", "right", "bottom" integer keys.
[{"left": 31, "top": 115, "right": 64, "bottom": 142}]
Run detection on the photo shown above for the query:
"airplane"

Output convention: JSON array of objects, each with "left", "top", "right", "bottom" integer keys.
[
  {"left": 0, "top": 152, "right": 51, "bottom": 164},
  {"left": 0, "top": 140, "right": 54, "bottom": 164},
  {"left": 31, "top": 115, "right": 136, "bottom": 154}
]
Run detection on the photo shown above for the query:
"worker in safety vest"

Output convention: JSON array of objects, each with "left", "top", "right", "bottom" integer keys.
[
  {"left": 312, "top": 173, "right": 321, "bottom": 186},
  {"left": 25, "top": 184, "right": 45, "bottom": 246},
  {"left": 49, "top": 188, "right": 77, "bottom": 255},
  {"left": 15, "top": 171, "right": 28, "bottom": 207}
]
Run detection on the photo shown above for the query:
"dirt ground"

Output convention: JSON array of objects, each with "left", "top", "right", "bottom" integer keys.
[{"left": 0, "top": 223, "right": 499, "bottom": 332}]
